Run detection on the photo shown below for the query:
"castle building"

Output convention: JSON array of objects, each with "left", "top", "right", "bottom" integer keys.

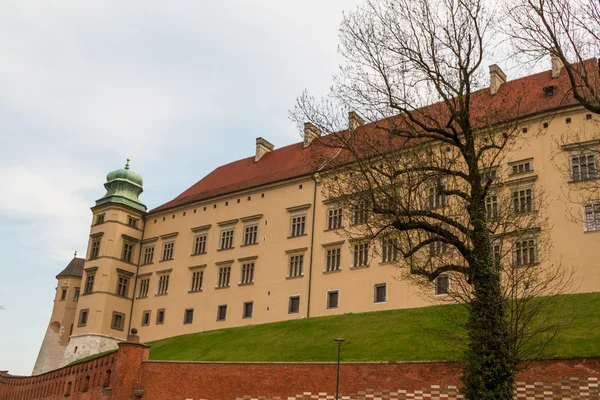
[{"left": 32, "top": 60, "right": 600, "bottom": 374}]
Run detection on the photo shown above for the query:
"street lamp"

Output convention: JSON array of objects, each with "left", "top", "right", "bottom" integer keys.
[{"left": 333, "top": 338, "right": 345, "bottom": 400}]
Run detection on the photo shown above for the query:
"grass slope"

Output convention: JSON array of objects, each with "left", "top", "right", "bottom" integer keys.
[{"left": 148, "top": 293, "right": 600, "bottom": 362}]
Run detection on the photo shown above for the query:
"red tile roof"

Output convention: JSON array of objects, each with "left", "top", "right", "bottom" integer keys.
[{"left": 149, "top": 61, "right": 597, "bottom": 214}]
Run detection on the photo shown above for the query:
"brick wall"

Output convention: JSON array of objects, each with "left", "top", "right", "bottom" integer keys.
[{"left": 1, "top": 338, "right": 599, "bottom": 400}]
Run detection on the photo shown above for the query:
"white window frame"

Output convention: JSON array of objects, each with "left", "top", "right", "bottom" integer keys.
[
  {"left": 325, "top": 247, "right": 342, "bottom": 272},
  {"left": 219, "top": 229, "right": 235, "bottom": 250},
  {"left": 584, "top": 201, "right": 600, "bottom": 232},
  {"left": 381, "top": 237, "right": 399, "bottom": 263},
  {"left": 326, "top": 207, "right": 343, "bottom": 230},
  {"left": 243, "top": 224, "right": 258, "bottom": 246},
  {"left": 570, "top": 152, "right": 597, "bottom": 181},
  {"left": 162, "top": 241, "right": 175, "bottom": 261}
]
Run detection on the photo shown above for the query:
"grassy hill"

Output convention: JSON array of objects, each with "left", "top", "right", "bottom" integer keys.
[{"left": 148, "top": 292, "right": 600, "bottom": 362}]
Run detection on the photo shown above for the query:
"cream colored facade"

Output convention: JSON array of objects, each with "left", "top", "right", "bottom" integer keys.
[{"left": 33, "top": 64, "right": 600, "bottom": 375}]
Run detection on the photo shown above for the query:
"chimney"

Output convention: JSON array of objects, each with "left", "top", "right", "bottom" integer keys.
[
  {"left": 303, "top": 122, "right": 321, "bottom": 148},
  {"left": 489, "top": 64, "right": 506, "bottom": 95},
  {"left": 255, "top": 137, "right": 274, "bottom": 162},
  {"left": 348, "top": 111, "right": 365, "bottom": 130},
  {"left": 551, "top": 50, "right": 563, "bottom": 79}
]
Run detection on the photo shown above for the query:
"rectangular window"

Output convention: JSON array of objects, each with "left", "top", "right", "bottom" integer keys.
[
  {"left": 217, "top": 305, "right": 227, "bottom": 321},
  {"left": 585, "top": 202, "right": 600, "bottom": 232},
  {"left": 116, "top": 276, "right": 130, "bottom": 297},
  {"left": 193, "top": 234, "right": 207, "bottom": 255},
  {"left": 429, "top": 241, "right": 448, "bottom": 256},
  {"left": 435, "top": 276, "right": 450, "bottom": 295},
  {"left": 156, "top": 309, "right": 166, "bottom": 325},
  {"left": 288, "top": 296, "right": 300, "bottom": 314},
  {"left": 571, "top": 154, "right": 596, "bottom": 181},
  {"left": 84, "top": 272, "right": 95, "bottom": 294},
  {"left": 217, "top": 266, "right": 231, "bottom": 288},
  {"left": 352, "top": 243, "right": 369, "bottom": 267},
  {"left": 242, "top": 301, "right": 253, "bottom": 319},
  {"left": 493, "top": 242, "right": 502, "bottom": 270},
  {"left": 73, "top": 288, "right": 80, "bottom": 301},
  {"left": 142, "top": 246, "right": 154, "bottom": 265},
  {"left": 111, "top": 312, "right": 125, "bottom": 331},
  {"left": 327, "top": 207, "right": 343, "bottom": 230},
  {"left": 90, "top": 239, "right": 100, "bottom": 259},
  {"left": 511, "top": 160, "right": 533, "bottom": 175},
  {"left": 481, "top": 166, "right": 499, "bottom": 182},
  {"left": 240, "top": 263, "right": 255, "bottom": 285},
  {"left": 157, "top": 275, "right": 170, "bottom": 295},
  {"left": 485, "top": 195, "right": 499, "bottom": 219},
  {"left": 514, "top": 238, "right": 536, "bottom": 266},
  {"left": 96, "top": 213, "right": 105, "bottom": 225},
  {"left": 381, "top": 238, "right": 399, "bottom": 263},
  {"left": 243, "top": 225, "right": 258, "bottom": 245},
  {"left": 290, "top": 215, "right": 306, "bottom": 237},
  {"left": 190, "top": 270, "right": 203, "bottom": 292},
  {"left": 138, "top": 278, "right": 150, "bottom": 298},
  {"left": 60, "top": 288, "right": 67, "bottom": 301},
  {"left": 512, "top": 188, "right": 533, "bottom": 214},
  {"left": 162, "top": 242, "right": 175, "bottom": 261},
  {"left": 78, "top": 309, "right": 89, "bottom": 327},
  {"left": 220, "top": 229, "right": 235, "bottom": 249},
  {"left": 122, "top": 242, "right": 135, "bottom": 263},
  {"left": 351, "top": 204, "right": 368, "bottom": 225},
  {"left": 141, "top": 310, "right": 151, "bottom": 326},
  {"left": 327, "top": 291, "right": 339, "bottom": 309},
  {"left": 428, "top": 180, "right": 447, "bottom": 209},
  {"left": 288, "top": 254, "right": 304, "bottom": 277},
  {"left": 374, "top": 284, "right": 387, "bottom": 303},
  {"left": 326, "top": 248, "right": 342, "bottom": 272},
  {"left": 127, "top": 216, "right": 138, "bottom": 228},
  {"left": 183, "top": 309, "right": 194, "bottom": 325}
]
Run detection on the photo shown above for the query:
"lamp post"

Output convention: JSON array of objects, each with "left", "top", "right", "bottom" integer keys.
[{"left": 333, "top": 338, "right": 345, "bottom": 400}]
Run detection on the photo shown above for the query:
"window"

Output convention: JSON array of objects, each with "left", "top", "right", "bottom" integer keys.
[
  {"left": 374, "top": 284, "right": 387, "bottom": 303},
  {"left": 429, "top": 241, "right": 448, "bottom": 256},
  {"left": 162, "top": 242, "right": 175, "bottom": 260},
  {"left": 327, "top": 291, "right": 339, "bottom": 309},
  {"left": 290, "top": 215, "right": 306, "bottom": 237},
  {"left": 190, "top": 270, "right": 203, "bottom": 292},
  {"left": 220, "top": 229, "right": 235, "bottom": 249},
  {"left": 78, "top": 309, "right": 89, "bottom": 327},
  {"left": 381, "top": 238, "right": 398, "bottom": 263},
  {"left": 141, "top": 311, "right": 151, "bottom": 326},
  {"left": 326, "top": 248, "right": 342, "bottom": 272},
  {"left": 193, "top": 234, "right": 207, "bottom": 255},
  {"left": 243, "top": 301, "right": 253, "bottom": 319},
  {"left": 288, "top": 254, "right": 304, "bottom": 277},
  {"left": 435, "top": 276, "right": 450, "bottom": 295},
  {"left": 127, "top": 216, "right": 138, "bottom": 228},
  {"left": 288, "top": 296, "right": 300, "bottom": 314},
  {"left": 116, "top": 276, "right": 129, "bottom": 297},
  {"left": 428, "top": 180, "right": 447, "bottom": 209},
  {"left": 485, "top": 195, "right": 499, "bottom": 219},
  {"left": 571, "top": 153, "right": 597, "bottom": 181},
  {"left": 327, "top": 207, "right": 343, "bottom": 230},
  {"left": 512, "top": 188, "right": 533, "bottom": 214},
  {"left": 184, "top": 309, "right": 194, "bottom": 325},
  {"left": 511, "top": 160, "right": 532, "bottom": 175},
  {"left": 73, "top": 288, "right": 80, "bottom": 301},
  {"left": 493, "top": 242, "right": 502, "bottom": 270},
  {"left": 138, "top": 278, "right": 150, "bottom": 298},
  {"left": 217, "top": 305, "right": 227, "bottom": 321},
  {"left": 156, "top": 309, "right": 165, "bottom": 325},
  {"left": 60, "top": 288, "right": 67, "bottom": 301},
  {"left": 240, "top": 263, "right": 255, "bottom": 285},
  {"left": 243, "top": 225, "right": 258, "bottom": 245},
  {"left": 122, "top": 242, "right": 135, "bottom": 263},
  {"left": 111, "top": 312, "right": 125, "bottom": 331},
  {"left": 96, "top": 213, "right": 105, "bottom": 225},
  {"left": 84, "top": 271, "right": 95, "bottom": 294},
  {"left": 352, "top": 243, "right": 369, "bottom": 267},
  {"left": 585, "top": 202, "right": 600, "bottom": 232},
  {"left": 481, "top": 166, "right": 499, "bottom": 182},
  {"left": 217, "top": 265, "right": 231, "bottom": 288},
  {"left": 351, "top": 203, "right": 368, "bottom": 225},
  {"left": 90, "top": 239, "right": 100, "bottom": 259},
  {"left": 142, "top": 246, "right": 154, "bottom": 265},
  {"left": 514, "top": 238, "right": 536, "bottom": 266},
  {"left": 157, "top": 275, "right": 170, "bottom": 295}
]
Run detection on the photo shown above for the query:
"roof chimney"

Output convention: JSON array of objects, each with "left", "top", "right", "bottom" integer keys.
[
  {"left": 551, "top": 50, "right": 563, "bottom": 79},
  {"left": 255, "top": 137, "right": 274, "bottom": 162},
  {"left": 489, "top": 64, "right": 506, "bottom": 95},
  {"left": 348, "top": 111, "right": 365, "bottom": 130},
  {"left": 303, "top": 122, "right": 322, "bottom": 148}
]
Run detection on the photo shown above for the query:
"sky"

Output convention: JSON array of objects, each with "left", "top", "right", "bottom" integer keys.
[{"left": 0, "top": 0, "right": 364, "bottom": 375}]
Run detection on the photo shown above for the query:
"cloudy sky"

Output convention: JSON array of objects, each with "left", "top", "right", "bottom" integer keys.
[{"left": 0, "top": 0, "right": 365, "bottom": 375}]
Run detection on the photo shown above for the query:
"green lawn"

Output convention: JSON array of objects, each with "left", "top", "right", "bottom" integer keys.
[{"left": 148, "top": 292, "right": 600, "bottom": 362}]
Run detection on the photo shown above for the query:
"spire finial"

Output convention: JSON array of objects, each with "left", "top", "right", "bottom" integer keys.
[
  {"left": 125, "top": 157, "right": 131, "bottom": 170},
  {"left": 74, "top": 250, "right": 77, "bottom": 258}
]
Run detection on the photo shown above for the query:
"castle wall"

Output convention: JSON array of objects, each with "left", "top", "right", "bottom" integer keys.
[{"left": 62, "top": 334, "right": 122, "bottom": 366}]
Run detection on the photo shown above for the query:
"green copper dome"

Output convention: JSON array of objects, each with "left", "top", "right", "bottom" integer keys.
[{"left": 95, "top": 159, "right": 147, "bottom": 212}]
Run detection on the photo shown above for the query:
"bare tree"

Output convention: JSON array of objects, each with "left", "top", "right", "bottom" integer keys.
[{"left": 292, "top": 0, "right": 573, "bottom": 398}]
